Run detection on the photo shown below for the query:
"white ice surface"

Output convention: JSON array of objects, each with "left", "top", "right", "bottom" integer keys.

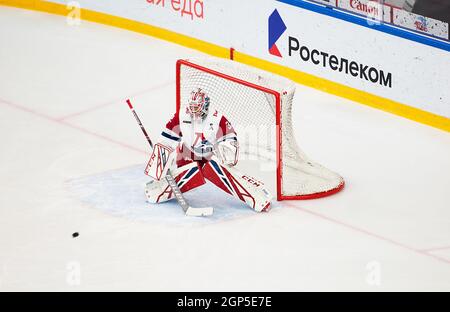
[{"left": 0, "top": 7, "right": 449, "bottom": 291}]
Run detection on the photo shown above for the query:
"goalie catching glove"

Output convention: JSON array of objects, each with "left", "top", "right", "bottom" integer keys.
[{"left": 215, "top": 139, "right": 239, "bottom": 166}]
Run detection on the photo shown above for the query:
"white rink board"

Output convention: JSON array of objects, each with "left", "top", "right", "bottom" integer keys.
[{"left": 46, "top": 0, "right": 450, "bottom": 118}]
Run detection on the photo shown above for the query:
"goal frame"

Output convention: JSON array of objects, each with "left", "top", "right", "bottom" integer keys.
[{"left": 176, "top": 59, "right": 344, "bottom": 201}]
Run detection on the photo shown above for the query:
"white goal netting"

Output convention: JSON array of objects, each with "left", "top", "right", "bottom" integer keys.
[{"left": 177, "top": 58, "right": 344, "bottom": 200}]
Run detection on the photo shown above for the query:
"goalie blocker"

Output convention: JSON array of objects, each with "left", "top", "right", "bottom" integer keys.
[{"left": 145, "top": 143, "right": 176, "bottom": 181}]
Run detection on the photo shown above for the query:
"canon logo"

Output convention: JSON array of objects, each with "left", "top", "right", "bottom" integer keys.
[{"left": 350, "top": 0, "right": 380, "bottom": 15}]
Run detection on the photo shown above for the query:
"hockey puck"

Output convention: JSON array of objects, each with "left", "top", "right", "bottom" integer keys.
[{"left": 72, "top": 232, "right": 79, "bottom": 238}]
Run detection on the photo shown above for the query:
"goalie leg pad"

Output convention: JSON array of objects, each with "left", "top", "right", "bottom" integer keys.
[
  {"left": 145, "top": 161, "right": 206, "bottom": 203},
  {"left": 201, "top": 157, "right": 273, "bottom": 212}
]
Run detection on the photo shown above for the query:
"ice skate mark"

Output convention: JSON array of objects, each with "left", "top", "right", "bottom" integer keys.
[
  {"left": 288, "top": 204, "right": 450, "bottom": 265},
  {"left": 0, "top": 97, "right": 146, "bottom": 155},
  {"left": 57, "top": 80, "right": 174, "bottom": 121}
]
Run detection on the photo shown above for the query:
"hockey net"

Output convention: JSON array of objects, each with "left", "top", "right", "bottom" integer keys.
[{"left": 176, "top": 58, "right": 344, "bottom": 200}]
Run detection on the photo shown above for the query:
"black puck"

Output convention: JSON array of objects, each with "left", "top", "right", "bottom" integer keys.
[{"left": 72, "top": 232, "right": 79, "bottom": 238}]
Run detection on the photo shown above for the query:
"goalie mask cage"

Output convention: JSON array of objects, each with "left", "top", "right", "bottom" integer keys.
[{"left": 176, "top": 58, "right": 344, "bottom": 201}]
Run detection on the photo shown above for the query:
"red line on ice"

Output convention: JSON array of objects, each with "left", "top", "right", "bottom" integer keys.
[
  {"left": 288, "top": 204, "right": 450, "bottom": 265},
  {"left": 419, "top": 246, "right": 450, "bottom": 253},
  {"left": 0, "top": 97, "right": 147, "bottom": 155},
  {"left": 56, "top": 80, "right": 174, "bottom": 121}
]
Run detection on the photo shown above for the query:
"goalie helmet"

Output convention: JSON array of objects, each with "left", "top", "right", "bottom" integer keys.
[{"left": 187, "top": 88, "right": 210, "bottom": 119}]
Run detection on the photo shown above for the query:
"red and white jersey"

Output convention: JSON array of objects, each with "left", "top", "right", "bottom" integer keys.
[{"left": 160, "top": 109, "right": 237, "bottom": 160}]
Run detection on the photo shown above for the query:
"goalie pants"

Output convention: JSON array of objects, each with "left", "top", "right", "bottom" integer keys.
[{"left": 145, "top": 157, "right": 271, "bottom": 212}]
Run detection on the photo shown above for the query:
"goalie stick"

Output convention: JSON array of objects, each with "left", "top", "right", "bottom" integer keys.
[{"left": 126, "top": 99, "right": 213, "bottom": 217}]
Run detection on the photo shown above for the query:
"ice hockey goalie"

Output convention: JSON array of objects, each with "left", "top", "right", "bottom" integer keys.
[{"left": 144, "top": 88, "right": 272, "bottom": 212}]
